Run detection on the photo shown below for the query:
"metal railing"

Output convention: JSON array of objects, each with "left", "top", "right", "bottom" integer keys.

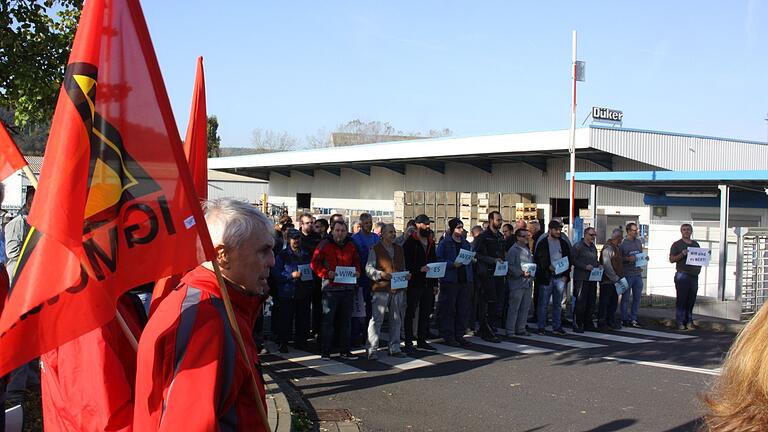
[{"left": 737, "top": 227, "right": 768, "bottom": 319}]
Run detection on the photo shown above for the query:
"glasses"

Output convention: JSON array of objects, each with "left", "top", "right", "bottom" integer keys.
[{"left": 586, "top": 232, "right": 596, "bottom": 237}]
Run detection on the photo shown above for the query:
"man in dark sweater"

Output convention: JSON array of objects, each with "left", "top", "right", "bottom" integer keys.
[
  {"left": 571, "top": 227, "right": 601, "bottom": 333},
  {"left": 533, "top": 220, "right": 572, "bottom": 335},
  {"left": 669, "top": 223, "right": 703, "bottom": 330},
  {"left": 403, "top": 214, "right": 438, "bottom": 352},
  {"left": 472, "top": 211, "right": 506, "bottom": 342}
]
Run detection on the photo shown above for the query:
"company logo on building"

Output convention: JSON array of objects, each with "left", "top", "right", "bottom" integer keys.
[{"left": 591, "top": 107, "right": 623, "bottom": 124}]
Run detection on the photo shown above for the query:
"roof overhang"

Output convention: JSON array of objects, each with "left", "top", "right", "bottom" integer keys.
[{"left": 208, "top": 129, "right": 606, "bottom": 180}]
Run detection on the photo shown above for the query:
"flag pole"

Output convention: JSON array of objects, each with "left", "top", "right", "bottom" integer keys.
[
  {"left": 211, "top": 260, "right": 272, "bottom": 432},
  {"left": 22, "top": 165, "right": 39, "bottom": 189},
  {"left": 568, "top": 30, "right": 577, "bottom": 239}
]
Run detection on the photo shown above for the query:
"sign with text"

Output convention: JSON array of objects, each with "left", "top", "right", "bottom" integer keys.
[
  {"left": 589, "top": 267, "right": 604, "bottom": 282},
  {"left": 592, "top": 106, "right": 623, "bottom": 124},
  {"left": 635, "top": 253, "right": 648, "bottom": 267},
  {"left": 298, "top": 264, "right": 313, "bottom": 281},
  {"left": 686, "top": 247, "right": 711, "bottom": 267},
  {"left": 615, "top": 277, "right": 629, "bottom": 295},
  {"left": 521, "top": 263, "right": 537, "bottom": 277},
  {"left": 334, "top": 266, "right": 357, "bottom": 284},
  {"left": 455, "top": 249, "right": 476, "bottom": 266},
  {"left": 494, "top": 261, "right": 509, "bottom": 277},
  {"left": 390, "top": 271, "right": 409, "bottom": 290},
  {"left": 426, "top": 262, "right": 447, "bottom": 279},
  {"left": 553, "top": 256, "right": 570, "bottom": 275}
]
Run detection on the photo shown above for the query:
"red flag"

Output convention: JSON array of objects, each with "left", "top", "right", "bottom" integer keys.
[
  {"left": 0, "top": 0, "right": 215, "bottom": 377},
  {"left": 184, "top": 56, "right": 208, "bottom": 200},
  {"left": 0, "top": 121, "right": 29, "bottom": 182}
]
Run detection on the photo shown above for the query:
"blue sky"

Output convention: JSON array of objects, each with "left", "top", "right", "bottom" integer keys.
[{"left": 142, "top": 1, "right": 768, "bottom": 148}]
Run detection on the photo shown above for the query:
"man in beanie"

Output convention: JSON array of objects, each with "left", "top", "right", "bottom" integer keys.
[
  {"left": 436, "top": 218, "right": 474, "bottom": 347},
  {"left": 472, "top": 211, "right": 506, "bottom": 342}
]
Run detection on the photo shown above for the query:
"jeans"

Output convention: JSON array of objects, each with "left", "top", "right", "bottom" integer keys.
[
  {"left": 322, "top": 290, "right": 354, "bottom": 355},
  {"left": 538, "top": 278, "right": 566, "bottom": 330},
  {"left": 573, "top": 280, "right": 597, "bottom": 330},
  {"left": 620, "top": 274, "right": 644, "bottom": 322},
  {"left": 674, "top": 272, "right": 699, "bottom": 325},
  {"left": 598, "top": 282, "right": 619, "bottom": 326},
  {"left": 405, "top": 283, "right": 434, "bottom": 344},
  {"left": 505, "top": 286, "right": 532, "bottom": 334},
  {"left": 437, "top": 281, "right": 471, "bottom": 342},
  {"left": 273, "top": 297, "right": 311, "bottom": 345},
  {"left": 367, "top": 290, "right": 406, "bottom": 354}
]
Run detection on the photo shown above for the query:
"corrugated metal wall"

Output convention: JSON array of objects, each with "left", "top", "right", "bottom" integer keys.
[
  {"left": 208, "top": 181, "right": 269, "bottom": 203},
  {"left": 590, "top": 127, "right": 768, "bottom": 171}
]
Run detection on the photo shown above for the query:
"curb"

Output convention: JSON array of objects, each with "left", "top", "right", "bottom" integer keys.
[{"left": 263, "top": 372, "right": 292, "bottom": 432}]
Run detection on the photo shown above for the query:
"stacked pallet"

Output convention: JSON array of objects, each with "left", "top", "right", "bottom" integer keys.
[{"left": 515, "top": 203, "right": 539, "bottom": 221}]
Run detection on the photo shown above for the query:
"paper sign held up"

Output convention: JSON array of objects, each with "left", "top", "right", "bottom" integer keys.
[
  {"left": 390, "top": 271, "right": 409, "bottom": 290},
  {"left": 426, "top": 262, "right": 447, "bottom": 279},
  {"left": 553, "top": 256, "right": 570, "bottom": 275},
  {"left": 455, "top": 249, "right": 475, "bottom": 265},
  {"left": 298, "top": 264, "right": 313, "bottom": 281},
  {"left": 589, "top": 267, "right": 604, "bottom": 282},
  {"left": 334, "top": 266, "right": 357, "bottom": 284},
  {"left": 494, "top": 261, "right": 509, "bottom": 277},
  {"left": 686, "top": 247, "right": 711, "bottom": 267}
]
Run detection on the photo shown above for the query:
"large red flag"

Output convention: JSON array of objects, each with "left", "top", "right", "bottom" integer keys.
[
  {"left": 0, "top": 0, "right": 215, "bottom": 377},
  {"left": 0, "top": 121, "right": 29, "bottom": 182},
  {"left": 148, "top": 56, "right": 209, "bottom": 316},
  {"left": 184, "top": 56, "right": 208, "bottom": 200}
]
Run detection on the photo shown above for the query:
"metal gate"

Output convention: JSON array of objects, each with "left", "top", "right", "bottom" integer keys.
[{"left": 737, "top": 227, "right": 768, "bottom": 319}]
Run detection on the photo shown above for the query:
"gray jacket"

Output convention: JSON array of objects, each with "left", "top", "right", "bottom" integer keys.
[
  {"left": 5, "top": 212, "right": 30, "bottom": 281},
  {"left": 571, "top": 240, "right": 599, "bottom": 282},
  {"left": 506, "top": 243, "right": 533, "bottom": 291}
]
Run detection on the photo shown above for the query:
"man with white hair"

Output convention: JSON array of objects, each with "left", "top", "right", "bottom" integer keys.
[{"left": 134, "top": 198, "right": 274, "bottom": 431}]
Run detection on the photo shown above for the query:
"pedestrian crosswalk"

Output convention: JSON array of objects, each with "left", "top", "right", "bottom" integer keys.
[{"left": 263, "top": 327, "right": 698, "bottom": 378}]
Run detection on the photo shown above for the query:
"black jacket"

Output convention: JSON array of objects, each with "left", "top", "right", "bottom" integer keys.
[
  {"left": 472, "top": 228, "right": 507, "bottom": 279},
  {"left": 403, "top": 231, "right": 437, "bottom": 289},
  {"left": 534, "top": 235, "right": 572, "bottom": 285},
  {"left": 300, "top": 230, "right": 321, "bottom": 257}
]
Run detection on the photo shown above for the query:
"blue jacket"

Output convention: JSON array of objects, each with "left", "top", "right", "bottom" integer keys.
[
  {"left": 436, "top": 235, "right": 474, "bottom": 283},
  {"left": 270, "top": 247, "right": 313, "bottom": 299}
]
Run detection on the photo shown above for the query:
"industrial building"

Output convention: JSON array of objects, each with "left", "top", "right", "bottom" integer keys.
[{"left": 215, "top": 126, "right": 768, "bottom": 317}]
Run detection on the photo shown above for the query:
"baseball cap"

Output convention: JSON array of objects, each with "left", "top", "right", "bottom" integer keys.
[{"left": 414, "top": 214, "right": 432, "bottom": 225}]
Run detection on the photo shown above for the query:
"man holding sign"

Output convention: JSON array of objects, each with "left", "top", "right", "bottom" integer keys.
[
  {"left": 533, "top": 220, "right": 572, "bottom": 335},
  {"left": 311, "top": 220, "right": 361, "bottom": 360},
  {"left": 270, "top": 229, "right": 314, "bottom": 352},
  {"left": 365, "top": 224, "right": 410, "bottom": 359},
  {"left": 403, "top": 214, "right": 439, "bottom": 352},
  {"left": 669, "top": 224, "right": 702, "bottom": 330},
  {"left": 620, "top": 222, "right": 646, "bottom": 328},
  {"left": 504, "top": 228, "right": 534, "bottom": 337},
  {"left": 472, "top": 211, "right": 507, "bottom": 343},
  {"left": 571, "top": 227, "right": 601, "bottom": 333},
  {"left": 436, "top": 218, "right": 475, "bottom": 347}
]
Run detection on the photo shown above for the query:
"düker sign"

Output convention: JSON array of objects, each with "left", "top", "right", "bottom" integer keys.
[{"left": 592, "top": 107, "right": 623, "bottom": 123}]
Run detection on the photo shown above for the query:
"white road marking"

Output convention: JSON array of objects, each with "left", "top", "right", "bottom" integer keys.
[
  {"left": 467, "top": 336, "right": 555, "bottom": 354},
  {"left": 603, "top": 356, "right": 722, "bottom": 376},
  {"left": 431, "top": 343, "right": 497, "bottom": 360},
  {"left": 270, "top": 348, "right": 366, "bottom": 375},
  {"left": 515, "top": 333, "right": 606, "bottom": 349},
  {"left": 580, "top": 331, "right": 653, "bottom": 344},
  {"left": 615, "top": 327, "right": 697, "bottom": 340}
]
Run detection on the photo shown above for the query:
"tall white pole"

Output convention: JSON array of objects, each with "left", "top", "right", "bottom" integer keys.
[{"left": 568, "top": 30, "right": 577, "bottom": 239}]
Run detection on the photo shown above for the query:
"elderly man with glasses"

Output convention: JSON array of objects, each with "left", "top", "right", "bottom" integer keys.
[
  {"left": 571, "top": 227, "right": 602, "bottom": 333},
  {"left": 620, "top": 222, "right": 646, "bottom": 327}
]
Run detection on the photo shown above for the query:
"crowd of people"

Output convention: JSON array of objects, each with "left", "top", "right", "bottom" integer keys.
[{"left": 265, "top": 209, "right": 704, "bottom": 361}]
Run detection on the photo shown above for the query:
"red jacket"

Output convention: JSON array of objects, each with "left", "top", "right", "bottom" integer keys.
[
  {"left": 40, "top": 295, "right": 144, "bottom": 432},
  {"left": 311, "top": 237, "right": 361, "bottom": 290},
  {"left": 133, "top": 266, "right": 267, "bottom": 432}
]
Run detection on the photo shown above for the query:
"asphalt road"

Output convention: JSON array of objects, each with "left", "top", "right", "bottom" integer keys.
[{"left": 264, "top": 326, "right": 735, "bottom": 432}]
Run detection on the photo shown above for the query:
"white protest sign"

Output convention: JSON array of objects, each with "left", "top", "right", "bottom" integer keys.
[
  {"left": 686, "top": 247, "right": 711, "bottom": 267},
  {"left": 494, "top": 261, "right": 509, "bottom": 277},
  {"left": 426, "top": 262, "right": 447, "bottom": 278},
  {"left": 589, "top": 267, "right": 604, "bottom": 282},
  {"left": 455, "top": 249, "right": 476, "bottom": 265},
  {"left": 298, "top": 264, "right": 313, "bottom": 281},
  {"left": 553, "top": 256, "right": 570, "bottom": 275},
  {"left": 615, "top": 277, "right": 629, "bottom": 295},
  {"left": 634, "top": 253, "right": 648, "bottom": 267},
  {"left": 333, "top": 266, "right": 357, "bottom": 284},
  {"left": 390, "top": 271, "right": 409, "bottom": 290},
  {"left": 521, "top": 263, "right": 537, "bottom": 277}
]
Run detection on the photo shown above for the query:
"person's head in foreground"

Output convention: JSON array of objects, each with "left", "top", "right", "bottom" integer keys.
[{"left": 204, "top": 198, "right": 275, "bottom": 295}]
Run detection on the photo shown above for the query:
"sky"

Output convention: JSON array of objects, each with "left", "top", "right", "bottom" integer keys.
[{"left": 141, "top": 1, "right": 768, "bottom": 148}]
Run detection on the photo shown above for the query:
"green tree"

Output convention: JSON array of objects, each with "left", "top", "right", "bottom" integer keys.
[
  {"left": 207, "top": 115, "right": 221, "bottom": 157},
  {"left": 0, "top": 0, "right": 83, "bottom": 126}
]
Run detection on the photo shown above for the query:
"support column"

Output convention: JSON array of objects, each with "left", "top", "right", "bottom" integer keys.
[
  {"left": 718, "top": 184, "right": 730, "bottom": 301},
  {"left": 589, "top": 184, "right": 597, "bottom": 231}
]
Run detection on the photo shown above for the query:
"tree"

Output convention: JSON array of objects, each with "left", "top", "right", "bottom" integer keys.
[
  {"left": 250, "top": 128, "right": 299, "bottom": 153},
  {"left": 207, "top": 115, "right": 221, "bottom": 157},
  {"left": 0, "top": 0, "right": 83, "bottom": 126}
]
